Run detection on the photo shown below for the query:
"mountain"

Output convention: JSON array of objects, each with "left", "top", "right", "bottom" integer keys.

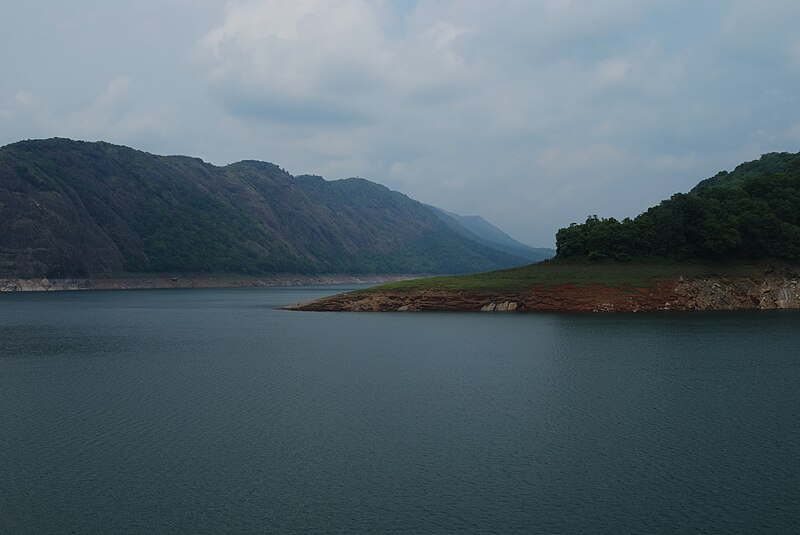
[
  {"left": 428, "top": 206, "right": 554, "bottom": 262},
  {"left": 0, "top": 138, "right": 531, "bottom": 278},
  {"left": 555, "top": 151, "right": 800, "bottom": 262}
]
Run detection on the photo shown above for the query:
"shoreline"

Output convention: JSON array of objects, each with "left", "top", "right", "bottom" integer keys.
[
  {"left": 0, "top": 273, "right": 420, "bottom": 292},
  {"left": 286, "top": 274, "right": 800, "bottom": 313}
]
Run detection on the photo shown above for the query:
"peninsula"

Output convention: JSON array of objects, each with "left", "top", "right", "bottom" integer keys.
[
  {"left": 290, "top": 151, "right": 800, "bottom": 312},
  {"left": 286, "top": 261, "right": 800, "bottom": 312}
]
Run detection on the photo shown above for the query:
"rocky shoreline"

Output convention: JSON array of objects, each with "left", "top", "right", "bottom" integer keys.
[
  {"left": 0, "top": 274, "right": 416, "bottom": 292},
  {"left": 286, "top": 275, "right": 800, "bottom": 312}
]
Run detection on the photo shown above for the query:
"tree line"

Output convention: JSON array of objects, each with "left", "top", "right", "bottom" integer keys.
[{"left": 556, "top": 152, "right": 800, "bottom": 261}]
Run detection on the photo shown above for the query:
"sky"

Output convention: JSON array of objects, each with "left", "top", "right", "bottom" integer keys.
[{"left": 2, "top": 1, "right": 799, "bottom": 247}]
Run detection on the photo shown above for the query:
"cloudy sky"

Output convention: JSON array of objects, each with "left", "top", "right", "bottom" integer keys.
[{"left": 2, "top": 1, "right": 799, "bottom": 246}]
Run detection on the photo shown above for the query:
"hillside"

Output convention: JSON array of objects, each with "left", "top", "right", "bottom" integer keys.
[
  {"left": 0, "top": 138, "right": 529, "bottom": 279},
  {"left": 555, "top": 151, "right": 800, "bottom": 262}
]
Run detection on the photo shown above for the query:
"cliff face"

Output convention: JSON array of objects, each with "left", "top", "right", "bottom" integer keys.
[{"left": 288, "top": 275, "right": 800, "bottom": 313}]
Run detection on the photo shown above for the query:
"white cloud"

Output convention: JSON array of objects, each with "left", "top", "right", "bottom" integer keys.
[
  {"left": 95, "top": 76, "right": 131, "bottom": 107},
  {"left": 203, "top": 0, "right": 388, "bottom": 97},
  {"left": 592, "top": 58, "right": 635, "bottom": 89},
  {"left": 201, "top": 0, "right": 478, "bottom": 124}
]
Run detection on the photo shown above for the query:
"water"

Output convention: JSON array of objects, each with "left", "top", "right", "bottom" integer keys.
[{"left": 1, "top": 287, "right": 798, "bottom": 534}]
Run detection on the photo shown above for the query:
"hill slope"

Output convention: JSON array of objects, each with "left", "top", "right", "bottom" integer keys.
[
  {"left": 0, "top": 138, "right": 528, "bottom": 278},
  {"left": 556, "top": 151, "right": 800, "bottom": 261}
]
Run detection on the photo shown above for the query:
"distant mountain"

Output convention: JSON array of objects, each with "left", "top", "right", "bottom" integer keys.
[
  {"left": 0, "top": 138, "right": 532, "bottom": 278},
  {"left": 429, "top": 206, "right": 554, "bottom": 262}
]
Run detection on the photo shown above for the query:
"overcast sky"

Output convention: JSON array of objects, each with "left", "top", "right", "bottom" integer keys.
[{"left": 2, "top": 1, "right": 799, "bottom": 246}]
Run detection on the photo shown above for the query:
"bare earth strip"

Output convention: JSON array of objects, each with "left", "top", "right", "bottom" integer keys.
[{"left": 287, "top": 271, "right": 800, "bottom": 313}]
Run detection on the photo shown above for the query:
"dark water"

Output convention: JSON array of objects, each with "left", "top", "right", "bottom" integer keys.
[{"left": 1, "top": 287, "right": 799, "bottom": 534}]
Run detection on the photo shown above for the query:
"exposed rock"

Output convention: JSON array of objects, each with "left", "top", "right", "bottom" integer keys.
[
  {"left": 777, "top": 287, "right": 793, "bottom": 308},
  {"left": 479, "top": 301, "right": 518, "bottom": 312},
  {"left": 0, "top": 274, "right": 416, "bottom": 292},
  {"left": 1, "top": 277, "right": 89, "bottom": 291}
]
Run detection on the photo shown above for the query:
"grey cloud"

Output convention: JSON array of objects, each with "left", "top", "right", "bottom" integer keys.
[
  {"left": 2, "top": 1, "right": 799, "bottom": 247},
  {"left": 221, "top": 90, "right": 373, "bottom": 127}
]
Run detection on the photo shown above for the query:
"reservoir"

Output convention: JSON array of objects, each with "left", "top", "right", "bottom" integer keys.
[{"left": 1, "top": 286, "right": 798, "bottom": 533}]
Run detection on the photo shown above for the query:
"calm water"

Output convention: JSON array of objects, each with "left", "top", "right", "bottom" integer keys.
[{"left": 1, "top": 286, "right": 798, "bottom": 534}]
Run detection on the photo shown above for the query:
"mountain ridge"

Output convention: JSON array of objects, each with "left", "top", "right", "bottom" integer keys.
[{"left": 0, "top": 138, "right": 534, "bottom": 279}]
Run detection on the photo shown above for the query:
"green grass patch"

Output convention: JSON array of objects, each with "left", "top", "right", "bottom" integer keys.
[{"left": 365, "top": 259, "right": 777, "bottom": 294}]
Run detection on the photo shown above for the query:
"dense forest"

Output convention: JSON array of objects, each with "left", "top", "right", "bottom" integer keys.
[
  {"left": 0, "top": 138, "right": 537, "bottom": 278},
  {"left": 556, "top": 151, "right": 800, "bottom": 261}
]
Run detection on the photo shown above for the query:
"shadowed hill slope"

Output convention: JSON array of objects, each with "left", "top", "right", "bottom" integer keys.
[{"left": 0, "top": 138, "right": 528, "bottom": 278}]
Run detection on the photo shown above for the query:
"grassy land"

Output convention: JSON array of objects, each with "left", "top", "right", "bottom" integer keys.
[{"left": 367, "top": 259, "right": 778, "bottom": 293}]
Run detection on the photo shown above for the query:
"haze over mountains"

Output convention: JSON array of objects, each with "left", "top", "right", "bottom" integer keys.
[
  {"left": 429, "top": 206, "right": 555, "bottom": 263},
  {"left": 0, "top": 138, "right": 552, "bottom": 279}
]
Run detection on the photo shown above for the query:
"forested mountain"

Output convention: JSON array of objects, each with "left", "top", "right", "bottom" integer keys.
[
  {"left": 428, "top": 206, "right": 554, "bottom": 262},
  {"left": 556, "top": 151, "right": 800, "bottom": 261},
  {"left": 0, "top": 138, "right": 529, "bottom": 278}
]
